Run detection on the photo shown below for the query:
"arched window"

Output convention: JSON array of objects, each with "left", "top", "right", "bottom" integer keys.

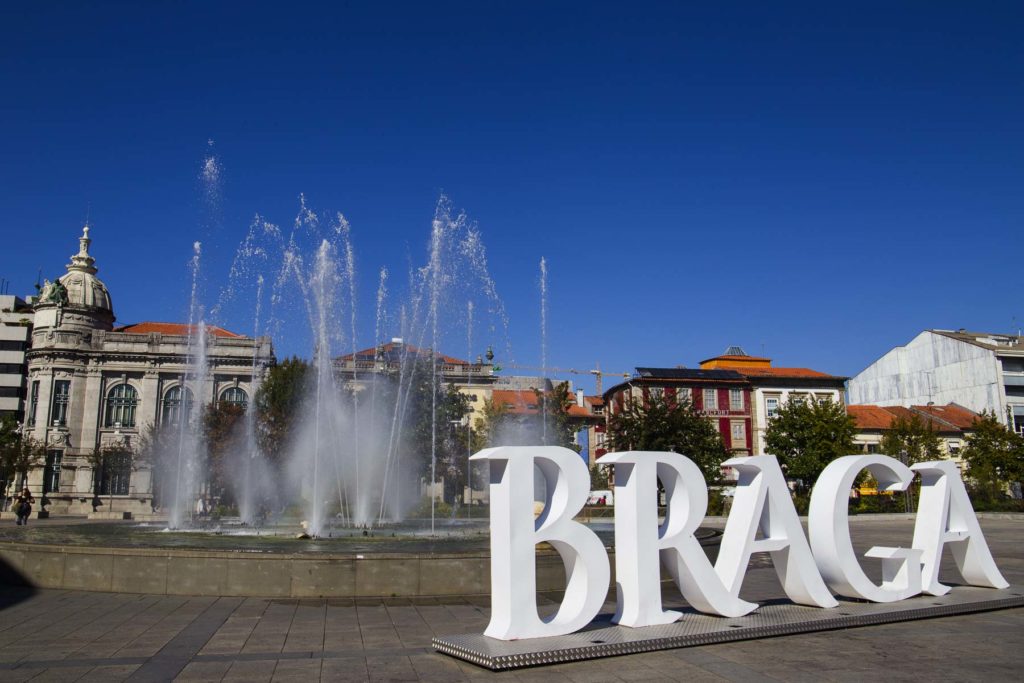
[
  {"left": 220, "top": 387, "right": 248, "bottom": 409},
  {"left": 105, "top": 383, "right": 139, "bottom": 428},
  {"left": 161, "top": 386, "right": 194, "bottom": 425}
]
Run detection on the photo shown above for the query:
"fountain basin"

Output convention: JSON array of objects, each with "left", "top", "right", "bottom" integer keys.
[{"left": 0, "top": 522, "right": 719, "bottom": 597}]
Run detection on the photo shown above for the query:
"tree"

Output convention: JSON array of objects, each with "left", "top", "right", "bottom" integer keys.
[
  {"left": 532, "top": 381, "right": 580, "bottom": 450},
  {"left": 403, "top": 357, "right": 472, "bottom": 500},
  {"left": 83, "top": 442, "right": 136, "bottom": 511},
  {"left": 589, "top": 463, "right": 609, "bottom": 490},
  {"left": 962, "top": 411, "right": 1024, "bottom": 501},
  {"left": 880, "top": 413, "right": 943, "bottom": 464},
  {"left": 764, "top": 397, "right": 855, "bottom": 492},
  {"left": 254, "top": 356, "right": 310, "bottom": 463},
  {"left": 0, "top": 417, "right": 45, "bottom": 499},
  {"left": 203, "top": 402, "right": 246, "bottom": 503},
  {"left": 473, "top": 396, "right": 509, "bottom": 448},
  {"left": 607, "top": 395, "right": 728, "bottom": 482}
]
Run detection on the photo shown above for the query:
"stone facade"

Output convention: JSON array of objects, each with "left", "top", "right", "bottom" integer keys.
[{"left": 19, "top": 226, "right": 274, "bottom": 517}]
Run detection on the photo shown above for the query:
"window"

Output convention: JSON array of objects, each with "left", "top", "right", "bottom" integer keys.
[
  {"left": 161, "top": 386, "right": 194, "bottom": 425},
  {"left": 766, "top": 397, "right": 779, "bottom": 419},
  {"left": 219, "top": 387, "right": 248, "bottom": 409},
  {"left": 816, "top": 394, "right": 831, "bottom": 406},
  {"left": 703, "top": 388, "right": 718, "bottom": 411},
  {"left": 105, "top": 383, "right": 139, "bottom": 428},
  {"left": 649, "top": 387, "right": 664, "bottom": 400},
  {"left": 43, "top": 450, "right": 62, "bottom": 494},
  {"left": 51, "top": 380, "right": 70, "bottom": 426},
  {"left": 729, "top": 389, "right": 743, "bottom": 411},
  {"left": 96, "top": 451, "right": 131, "bottom": 496},
  {"left": 730, "top": 420, "right": 746, "bottom": 447},
  {"left": 675, "top": 387, "right": 692, "bottom": 405},
  {"left": 27, "top": 381, "right": 39, "bottom": 427},
  {"left": 0, "top": 340, "right": 25, "bottom": 351}
]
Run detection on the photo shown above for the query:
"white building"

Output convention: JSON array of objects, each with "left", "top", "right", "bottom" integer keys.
[
  {"left": 20, "top": 226, "right": 274, "bottom": 516},
  {"left": 698, "top": 348, "right": 848, "bottom": 455},
  {"left": 0, "top": 294, "right": 33, "bottom": 421},
  {"left": 848, "top": 330, "right": 1024, "bottom": 435}
]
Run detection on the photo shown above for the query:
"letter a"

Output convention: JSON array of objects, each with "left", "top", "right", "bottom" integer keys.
[
  {"left": 599, "top": 451, "right": 756, "bottom": 625},
  {"left": 911, "top": 460, "right": 1009, "bottom": 595},
  {"left": 716, "top": 455, "right": 837, "bottom": 608},
  {"left": 471, "top": 446, "right": 610, "bottom": 640}
]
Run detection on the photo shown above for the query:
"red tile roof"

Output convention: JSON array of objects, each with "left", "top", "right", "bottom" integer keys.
[
  {"left": 911, "top": 403, "right": 979, "bottom": 430},
  {"left": 847, "top": 405, "right": 897, "bottom": 430},
  {"left": 735, "top": 367, "right": 841, "bottom": 378},
  {"left": 848, "top": 403, "right": 980, "bottom": 433},
  {"left": 491, "top": 389, "right": 540, "bottom": 414},
  {"left": 490, "top": 390, "right": 601, "bottom": 421},
  {"left": 115, "top": 322, "right": 244, "bottom": 338}
]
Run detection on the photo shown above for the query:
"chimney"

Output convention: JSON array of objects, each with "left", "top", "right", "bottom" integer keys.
[{"left": 576, "top": 389, "right": 584, "bottom": 407}]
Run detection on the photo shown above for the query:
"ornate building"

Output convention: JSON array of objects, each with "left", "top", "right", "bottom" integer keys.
[{"left": 21, "top": 226, "right": 274, "bottom": 517}]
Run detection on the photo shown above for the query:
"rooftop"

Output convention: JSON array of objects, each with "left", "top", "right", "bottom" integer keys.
[
  {"left": 929, "top": 329, "right": 1024, "bottom": 353},
  {"left": 847, "top": 403, "right": 981, "bottom": 433},
  {"left": 336, "top": 341, "right": 469, "bottom": 366},
  {"left": 115, "top": 322, "right": 244, "bottom": 338}
]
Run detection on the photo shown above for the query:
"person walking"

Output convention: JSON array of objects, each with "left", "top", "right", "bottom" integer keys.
[{"left": 14, "top": 487, "right": 35, "bottom": 526}]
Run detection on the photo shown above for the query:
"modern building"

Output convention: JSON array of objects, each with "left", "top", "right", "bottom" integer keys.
[
  {"left": 603, "top": 366, "right": 754, "bottom": 456},
  {"left": 20, "top": 226, "right": 274, "bottom": 516},
  {"left": 847, "top": 329, "right": 1024, "bottom": 435},
  {"left": 0, "top": 294, "right": 33, "bottom": 421},
  {"left": 699, "top": 347, "right": 848, "bottom": 454},
  {"left": 847, "top": 402, "right": 979, "bottom": 471}
]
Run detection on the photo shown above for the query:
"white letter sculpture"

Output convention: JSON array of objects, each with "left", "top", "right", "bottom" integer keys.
[
  {"left": 810, "top": 455, "right": 922, "bottom": 602},
  {"left": 911, "top": 460, "right": 1009, "bottom": 595},
  {"left": 471, "top": 446, "right": 610, "bottom": 640},
  {"left": 716, "top": 455, "right": 838, "bottom": 608},
  {"left": 598, "top": 451, "right": 756, "bottom": 625}
]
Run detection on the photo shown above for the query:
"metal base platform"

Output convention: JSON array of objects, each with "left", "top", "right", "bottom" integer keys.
[{"left": 433, "top": 585, "right": 1024, "bottom": 670}]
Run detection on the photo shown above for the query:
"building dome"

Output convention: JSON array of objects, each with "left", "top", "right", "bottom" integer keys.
[
  {"left": 32, "top": 225, "right": 115, "bottom": 335},
  {"left": 56, "top": 225, "right": 113, "bottom": 312}
]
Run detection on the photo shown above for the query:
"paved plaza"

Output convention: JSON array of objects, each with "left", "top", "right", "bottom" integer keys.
[{"left": 0, "top": 517, "right": 1021, "bottom": 681}]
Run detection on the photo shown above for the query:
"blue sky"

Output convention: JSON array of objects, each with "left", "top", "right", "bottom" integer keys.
[{"left": 2, "top": 2, "right": 1022, "bottom": 393}]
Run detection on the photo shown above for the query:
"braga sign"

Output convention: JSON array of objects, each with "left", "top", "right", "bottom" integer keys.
[{"left": 469, "top": 446, "right": 1009, "bottom": 641}]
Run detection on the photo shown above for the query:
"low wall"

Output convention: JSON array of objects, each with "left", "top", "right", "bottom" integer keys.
[{"left": 0, "top": 542, "right": 596, "bottom": 598}]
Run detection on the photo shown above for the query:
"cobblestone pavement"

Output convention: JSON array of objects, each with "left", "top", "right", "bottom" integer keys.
[{"left": 0, "top": 518, "right": 1021, "bottom": 681}]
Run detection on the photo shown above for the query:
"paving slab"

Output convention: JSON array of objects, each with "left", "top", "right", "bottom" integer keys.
[{"left": 0, "top": 517, "right": 1020, "bottom": 681}]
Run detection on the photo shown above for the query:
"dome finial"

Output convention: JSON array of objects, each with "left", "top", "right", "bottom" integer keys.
[{"left": 68, "top": 223, "right": 97, "bottom": 274}]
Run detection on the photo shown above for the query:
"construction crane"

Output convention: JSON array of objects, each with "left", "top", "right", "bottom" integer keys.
[{"left": 499, "top": 361, "right": 631, "bottom": 395}]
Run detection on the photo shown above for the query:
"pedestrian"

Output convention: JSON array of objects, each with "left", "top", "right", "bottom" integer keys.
[
  {"left": 195, "top": 496, "right": 205, "bottom": 518},
  {"left": 14, "top": 487, "right": 35, "bottom": 526}
]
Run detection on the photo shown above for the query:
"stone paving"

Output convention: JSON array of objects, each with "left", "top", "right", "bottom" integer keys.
[{"left": 0, "top": 517, "right": 1021, "bottom": 681}]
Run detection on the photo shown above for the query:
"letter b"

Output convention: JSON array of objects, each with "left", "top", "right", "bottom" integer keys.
[{"left": 471, "top": 446, "right": 610, "bottom": 640}]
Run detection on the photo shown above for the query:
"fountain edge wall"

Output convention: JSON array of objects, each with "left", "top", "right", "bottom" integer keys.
[{"left": 0, "top": 542, "right": 617, "bottom": 598}]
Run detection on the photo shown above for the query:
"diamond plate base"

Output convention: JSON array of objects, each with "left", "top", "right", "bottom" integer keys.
[{"left": 433, "top": 585, "right": 1024, "bottom": 670}]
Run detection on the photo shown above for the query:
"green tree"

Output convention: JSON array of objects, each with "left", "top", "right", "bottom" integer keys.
[
  {"left": 764, "top": 397, "right": 855, "bottom": 492},
  {"left": 203, "top": 402, "right": 246, "bottom": 503},
  {"left": 403, "top": 358, "right": 472, "bottom": 500},
  {"left": 254, "top": 356, "right": 310, "bottom": 463},
  {"left": 589, "top": 463, "right": 609, "bottom": 490},
  {"left": 473, "top": 396, "right": 509, "bottom": 448},
  {"left": 607, "top": 395, "right": 728, "bottom": 482},
  {"left": 880, "top": 413, "right": 943, "bottom": 464},
  {"left": 532, "top": 381, "right": 580, "bottom": 450},
  {"left": 962, "top": 412, "right": 1024, "bottom": 501},
  {"left": 0, "top": 417, "right": 45, "bottom": 499}
]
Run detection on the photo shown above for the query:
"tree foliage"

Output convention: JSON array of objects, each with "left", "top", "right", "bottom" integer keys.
[
  {"left": 962, "top": 411, "right": 1024, "bottom": 501},
  {"left": 0, "top": 417, "right": 45, "bottom": 496},
  {"left": 763, "top": 397, "right": 855, "bottom": 491},
  {"left": 880, "top": 413, "right": 943, "bottom": 464},
  {"left": 203, "top": 402, "right": 246, "bottom": 501},
  {"left": 607, "top": 395, "right": 728, "bottom": 482},
  {"left": 254, "top": 356, "right": 310, "bottom": 462}
]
